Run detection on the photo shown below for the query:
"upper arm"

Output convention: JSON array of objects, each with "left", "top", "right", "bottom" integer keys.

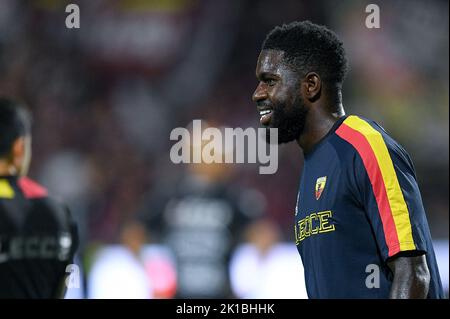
[
  {"left": 354, "top": 146, "right": 429, "bottom": 261},
  {"left": 336, "top": 116, "right": 429, "bottom": 262},
  {"left": 387, "top": 254, "right": 429, "bottom": 273}
]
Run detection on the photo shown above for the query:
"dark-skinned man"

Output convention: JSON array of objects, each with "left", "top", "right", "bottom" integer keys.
[
  {"left": 252, "top": 21, "right": 444, "bottom": 299},
  {"left": 0, "top": 97, "right": 78, "bottom": 298}
]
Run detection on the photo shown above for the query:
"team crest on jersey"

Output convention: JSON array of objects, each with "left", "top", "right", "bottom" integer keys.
[{"left": 315, "top": 176, "right": 327, "bottom": 200}]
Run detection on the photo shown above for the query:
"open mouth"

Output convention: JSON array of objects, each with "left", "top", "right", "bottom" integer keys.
[{"left": 259, "top": 109, "right": 273, "bottom": 126}]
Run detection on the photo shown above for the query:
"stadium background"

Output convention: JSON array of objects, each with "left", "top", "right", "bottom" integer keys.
[{"left": 0, "top": 0, "right": 448, "bottom": 298}]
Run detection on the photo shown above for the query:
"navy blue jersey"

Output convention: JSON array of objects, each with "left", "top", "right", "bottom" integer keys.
[{"left": 294, "top": 115, "right": 444, "bottom": 299}]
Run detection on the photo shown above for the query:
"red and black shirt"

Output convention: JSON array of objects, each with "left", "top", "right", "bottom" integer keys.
[{"left": 0, "top": 176, "right": 78, "bottom": 298}]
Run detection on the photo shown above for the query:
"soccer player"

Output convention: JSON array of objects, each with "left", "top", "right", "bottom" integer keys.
[
  {"left": 0, "top": 97, "right": 78, "bottom": 298},
  {"left": 252, "top": 21, "right": 444, "bottom": 298}
]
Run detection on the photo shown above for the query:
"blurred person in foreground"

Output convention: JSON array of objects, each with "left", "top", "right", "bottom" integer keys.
[
  {"left": 0, "top": 97, "right": 78, "bottom": 298},
  {"left": 252, "top": 21, "right": 444, "bottom": 298}
]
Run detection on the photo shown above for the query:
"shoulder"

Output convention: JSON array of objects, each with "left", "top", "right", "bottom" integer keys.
[
  {"left": 335, "top": 115, "right": 385, "bottom": 145},
  {"left": 333, "top": 115, "right": 415, "bottom": 181},
  {"left": 18, "top": 177, "right": 73, "bottom": 224},
  {"left": 0, "top": 176, "right": 49, "bottom": 202},
  {"left": 18, "top": 177, "right": 48, "bottom": 199},
  {"left": 334, "top": 115, "right": 410, "bottom": 159}
]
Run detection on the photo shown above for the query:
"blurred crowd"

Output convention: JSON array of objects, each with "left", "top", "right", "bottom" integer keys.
[{"left": 0, "top": 0, "right": 448, "bottom": 298}]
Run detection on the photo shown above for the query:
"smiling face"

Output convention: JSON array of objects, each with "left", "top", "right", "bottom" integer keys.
[{"left": 252, "top": 49, "right": 309, "bottom": 144}]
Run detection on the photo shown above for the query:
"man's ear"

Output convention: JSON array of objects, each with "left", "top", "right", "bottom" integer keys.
[
  {"left": 11, "top": 137, "right": 25, "bottom": 164},
  {"left": 302, "top": 72, "right": 322, "bottom": 102}
]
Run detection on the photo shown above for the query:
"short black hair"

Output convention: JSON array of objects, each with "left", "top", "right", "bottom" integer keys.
[
  {"left": 0, "top": 97, "right": 32, "bottom": 158},
  {"left": 262, "top": 21, "right": 349, "bottom": 87}
]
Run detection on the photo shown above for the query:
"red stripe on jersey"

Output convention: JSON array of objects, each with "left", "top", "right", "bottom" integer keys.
[
  {"left": 18, "top": 177, "right": 48, "bottom": 199},
  {"left": 336, "top": 123, "right": 401, "bottom": 256}
]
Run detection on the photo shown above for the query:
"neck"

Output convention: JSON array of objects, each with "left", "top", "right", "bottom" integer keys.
[{"left": 297, "top": 100, "right": 345, "bottom": 154}]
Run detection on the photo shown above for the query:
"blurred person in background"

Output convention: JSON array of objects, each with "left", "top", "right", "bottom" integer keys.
[
  {"left": 87, "top": 219, "right": 160, "bottom": 299},
  {"left": 230, "top": 217, "right": 307, "bottom": 298},
  {"left": 252, "top": 21, "right": 444, "bottom": 298},
  {"left": 138, "top": 121, "right": 266, "bottom": 298},
  {"left": 0, "top": 97, "right": 78, "bottom": 298}
]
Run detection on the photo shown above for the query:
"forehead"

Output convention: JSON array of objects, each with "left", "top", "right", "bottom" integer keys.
[{"left": 256, "top": 49, "right": 291, "bottom": 77}]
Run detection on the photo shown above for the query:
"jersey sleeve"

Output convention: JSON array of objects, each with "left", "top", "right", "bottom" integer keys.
[{"left": 336, "top": 116, "right": 429, "bottom": 261}]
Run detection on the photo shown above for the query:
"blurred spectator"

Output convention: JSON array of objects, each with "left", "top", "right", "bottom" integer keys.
[
  {"left": 87, "top": 220, "right": 154, "bottom": 298},
  {"left": 138, "top": 121, "right": 267, "bottom": 298},
  {"left": 230, "top": 218, "right": 308, "bottom": 299}
]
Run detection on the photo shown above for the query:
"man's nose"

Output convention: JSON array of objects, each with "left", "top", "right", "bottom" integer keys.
[{"left": 252, "top": 83, "right": 267, "bottom": 103}]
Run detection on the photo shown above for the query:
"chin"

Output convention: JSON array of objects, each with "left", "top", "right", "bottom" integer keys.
[
  {"left": 265, "top": 127, "right": 299, "bottom": 145},
  {"left": 278, "top": 135, "right": 298, "bottom": 144}
]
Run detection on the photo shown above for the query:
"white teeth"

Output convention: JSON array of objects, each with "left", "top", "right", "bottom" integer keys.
[{"left": 259, "top": 110, "right": 271, "bottom": 116}]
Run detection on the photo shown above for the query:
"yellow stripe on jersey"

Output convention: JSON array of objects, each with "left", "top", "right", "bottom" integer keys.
[
  {"left": 0, "top": 179, "right": 15, "bottom": 199},
  {"left": 344, "top": 116, "right": 416, "bottom": 252}
]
